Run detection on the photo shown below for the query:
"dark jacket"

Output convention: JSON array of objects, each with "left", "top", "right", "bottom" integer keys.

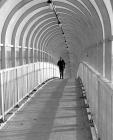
[{"left": 57, "top": 59, "right": 65, "bottom": 70}]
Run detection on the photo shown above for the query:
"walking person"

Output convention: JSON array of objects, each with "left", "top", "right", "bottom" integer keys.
[{"left": 57, "top": 57, "right": 65, "bottom": 79}]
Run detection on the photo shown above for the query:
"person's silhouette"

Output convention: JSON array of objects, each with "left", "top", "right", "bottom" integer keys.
[{"left": 57, "top": 57, "right": 65, "bottom": 79}]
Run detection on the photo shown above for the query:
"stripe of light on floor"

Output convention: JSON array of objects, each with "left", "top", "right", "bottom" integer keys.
[{"left": 48, "top": 79, "right": 92, "bottom": 140}]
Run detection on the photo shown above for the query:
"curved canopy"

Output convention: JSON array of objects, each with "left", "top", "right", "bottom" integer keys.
[{"left": 0, "top": 0, "right": 112, "bottom": 77}]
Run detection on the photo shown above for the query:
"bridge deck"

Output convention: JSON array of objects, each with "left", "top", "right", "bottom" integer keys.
[{"left": 0, "top": 78, "right": 92, "bottom": 140}]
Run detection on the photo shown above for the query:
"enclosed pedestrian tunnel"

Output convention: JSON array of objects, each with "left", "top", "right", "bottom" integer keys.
[
  {"left": 0, "top": 0, "right": 113, "bottom": 78},
  {"left": 0, "top": 0, "right": 113, "bottom": 140}
]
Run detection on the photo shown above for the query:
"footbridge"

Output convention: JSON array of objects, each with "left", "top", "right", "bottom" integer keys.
[{"left": 0, "top": 0, "right": 113, "bottom": 140}]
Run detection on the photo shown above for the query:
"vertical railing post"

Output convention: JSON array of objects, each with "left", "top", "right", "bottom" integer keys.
[
  {"left": 53, "top": 64, "right": 54, "bottom": 77},
  {"left": 40, "top": 50, "right": 43, "bottom": 83},
  {"left": 19, "top": 47, "right": 23, "bottom": 65},
  {"left": 42, "top": 50, "right": 44, "bottom": 82},
  {"left": 1, "top": 45, "right": 6, "bottom": 69},
  {"left": 46, "top": 53, "right": 47, "bottom": 80},
  {"left": 49, "top": 55, "right": 51, "bottom": 78},
  {"left": 27, "top": 64, "right": 29, "bottom": 93},
  {"left": 0, "top": 71, "right": 5, "bottom": 122},
  {"left": 34, "top": 63, "right": 35, "bottom": 87},
  {"left": 47, "top": 56, "right": 48, "bottom": 79},
  {"left": 98, "top": 80, "right": 101, "bottom": 139},
  {"left": 52, "top": 58, "right": 54, "bottom": 78},
  {"left": 11, "top": 45, "right": 15, "bottom": 67},
  {"left": 38, "top": 50, "right": 40, "bottom": 84},
  {"left": 16, "top": 68, "right": 19, "bottom": 104}
]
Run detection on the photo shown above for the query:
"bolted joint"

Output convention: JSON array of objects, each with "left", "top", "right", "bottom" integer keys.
[
  {"left": 89, "top": 119, "right": 94, "bottom": 127},
  {"left": 15, "top": 104, "right": 19, "bottom": 108},
  {"left": 58, "top": 20, "right": 61, "bottom": 25},
  {"left": 0, "top": 118, "right": 4, "bottom": 123},
  {"left": 89, "top": 119, "right": 93, "bottom": 123},
  {"left": 84, "top": 104, "right": 89, "bottom": 108}
]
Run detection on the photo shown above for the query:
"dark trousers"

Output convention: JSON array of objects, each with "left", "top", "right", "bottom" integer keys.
[{"left": 59, "top": 69, "right": 64, "bottom": 79}]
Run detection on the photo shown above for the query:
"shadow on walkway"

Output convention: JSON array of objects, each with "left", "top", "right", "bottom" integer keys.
[
  {"left": 25, "top": 79, "right": 68, "bottom": 140},
  {"left": 0, "top": 79, "right": 92, "bottom": 140}
]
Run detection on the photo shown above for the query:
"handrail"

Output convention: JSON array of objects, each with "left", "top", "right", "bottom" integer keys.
[
  {"left": 0, "top": 62, "right": 59, "bottom": 123},
  {"left": 79, "top": 61, "right": 113, "bottom": 90},
  {"left": 77, "top": 62, "right": 113, "bottom": 140},
  {"left": 0, "top": 61, "right": 55, "bottom": 72}
]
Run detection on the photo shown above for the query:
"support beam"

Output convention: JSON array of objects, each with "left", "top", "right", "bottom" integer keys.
[
  {"left": 19, "top": 47, "right": 23, "bottom": 65},
  {"left": 11, "top": 47, "right": 16, "bottom": 67},
  {"left": 1, "top": 45, "right": 6, "bottom": 69}
]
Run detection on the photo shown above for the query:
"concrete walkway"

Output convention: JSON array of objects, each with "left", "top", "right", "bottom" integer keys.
[{"left": 0, "top": 78, "right": 92, "bottom": 140}]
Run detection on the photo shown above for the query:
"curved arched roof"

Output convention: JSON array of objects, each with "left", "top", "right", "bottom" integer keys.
[{"left": 0, "top": 0, "right": 112, "bottom": 76}]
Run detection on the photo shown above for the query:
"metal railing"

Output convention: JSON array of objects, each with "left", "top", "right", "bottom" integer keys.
[
  {"left": 0, "top": 62, "right": 59, "bottom": 121},
  {"left": 77, "top": 62, "right": 113, "bottom": 140}
]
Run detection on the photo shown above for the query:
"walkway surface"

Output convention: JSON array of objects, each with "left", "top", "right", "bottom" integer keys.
[{"left": 0, "top": 78, "right": 92, "bottom": 140}]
